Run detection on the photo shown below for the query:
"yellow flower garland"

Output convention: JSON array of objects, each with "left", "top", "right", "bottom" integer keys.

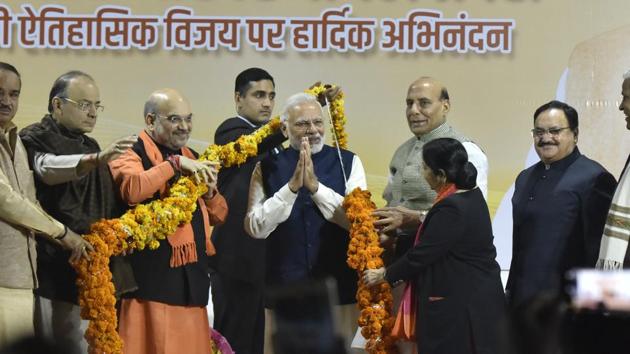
[
  {"left": 344, "top": 188, "right": 396, "bottom": 354},
  {"left": 73, "top": 118, "right": 281, "bottom": 354},
  {"left": 304, "top": 84, "right": 348, "bottom": 149},
  {"left": 203, "top": 117, "right": 282, "bottom": 167},
  {"left": 74, "top": 83, "right": 351, "bottom": 353}
]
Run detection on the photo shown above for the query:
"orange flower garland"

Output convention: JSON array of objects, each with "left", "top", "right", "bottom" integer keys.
[
  {"left": 73, "top": 117, "right": 281, "bottom": 354},
  {"left": 344, "top": 188, "right": 396, "bottom": 354},
  {"left": 304, "top": 84, "right": 347, "bottom": 149},
  {"left": 305, "top": 85, "right": 394, "bottom": 352}
]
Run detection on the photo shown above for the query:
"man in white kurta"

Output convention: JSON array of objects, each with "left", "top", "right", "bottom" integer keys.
[{"left": 245, "top": 92, "right": 366, "bottom": 353}]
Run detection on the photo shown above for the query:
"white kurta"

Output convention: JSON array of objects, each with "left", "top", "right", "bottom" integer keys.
[{"left": 244, "top": 153, "right": 367, "bottom": 239}]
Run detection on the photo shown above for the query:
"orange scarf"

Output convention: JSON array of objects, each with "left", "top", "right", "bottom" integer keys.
[{"left": 138, "top": 130, "right": 215, "bottom": 267}]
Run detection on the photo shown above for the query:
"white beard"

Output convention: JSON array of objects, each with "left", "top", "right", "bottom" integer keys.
[{"left": 288, "top": 130, "right": 325, "bottom": 154}]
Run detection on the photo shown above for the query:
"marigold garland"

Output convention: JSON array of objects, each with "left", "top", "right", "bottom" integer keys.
[
  {"left": 203, "top": 117, "right": 282, "bottom": 168},
  {"left": 304, "top": 84, "right": 348, "bottom": 149},
  {"left": 73, "top": 117, "right": 281, "bottom": 354},
  {"left": 343, "top": 188, "right": 396, "bottom": 354}
]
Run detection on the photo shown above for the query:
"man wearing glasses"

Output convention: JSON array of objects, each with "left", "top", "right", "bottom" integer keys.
[
  {"left": 507, "top": 100, "right": 616, "bottom": 307},
  {"left": 0, "top": 64, "right": 92, "bottom": 348},
  {"left": 245, "top": 92, "right": 367, "bottom": 354},
  {"left": 19, "top": 70, "right": 136, "bottom": 353},
  {"left": 109, "top": 88, "right": 228, "bottom": 354},
  {"left": 211, "top": 68, "right": 343, "bottom": 354}
]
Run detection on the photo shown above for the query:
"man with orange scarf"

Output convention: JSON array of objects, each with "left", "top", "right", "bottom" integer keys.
[{"left": 109, "top": 88, "right": 228, "bottom": 354}]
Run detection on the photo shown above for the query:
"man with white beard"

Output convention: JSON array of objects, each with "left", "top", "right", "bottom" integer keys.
[{"left": 245, "top": 92, "right": 366, "bottom": 352}]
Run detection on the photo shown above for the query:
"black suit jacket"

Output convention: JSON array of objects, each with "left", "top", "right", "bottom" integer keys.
[
  {"left": 386, "top": 188, "right": 505, "bottom": 354},
  {"left": 507, "top": 148, "right": 617, "bottom": 306},
  {"left": 211, "top": 117, "right": 286, "bottom": 285}
]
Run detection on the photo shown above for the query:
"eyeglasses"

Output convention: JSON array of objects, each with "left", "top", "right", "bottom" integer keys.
[
  {"left": 531, "top": 127, "right": 571, "bottom": 138},
  {"left": 61, "top": 97, "right": 104, "bottom": 113},
  {"left": 156, "top": 114, "right": 193, "bottom": 125},
  {"left": 293, "top": 119, "right": 324, "bottom": 131}
]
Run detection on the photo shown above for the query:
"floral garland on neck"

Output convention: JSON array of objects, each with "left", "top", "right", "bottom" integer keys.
[
  {"left": 304, "top": 84, "right": 347, "bottom": 149},
  {"left": 304, "top": 86, "right": 394, "bottom": 352},
  {"left": 204, "top": 117, "right": 282, "bottom": 168},
  {"left": 74, "top": 82, "right": 347, "bottom": 354},
  {"left": 73, "top": 118, "right": 281, "bottom": 354},
  {"left": 344, "top": 188, "right": 396, "bottom": 354}
]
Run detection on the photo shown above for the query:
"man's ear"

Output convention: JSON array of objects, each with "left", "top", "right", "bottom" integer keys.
[
  {"left": 280, "top": 121, "right": 289, "bottom": 138},
  {"left": 144, "top": 113, "right": 155, "bottom": 129},
  {"left": 51, "top": 97, "right": 63, "bottom": 114},
  {"left": 234, "top": 91, "right": 242, "bottom": 110},
  {"left": 442, "top": 99, "right": 450, "bottom": 115}
]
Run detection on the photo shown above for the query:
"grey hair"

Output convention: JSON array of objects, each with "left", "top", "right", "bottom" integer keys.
[
  {"left": 144, "top": 98, "right": 158, "bottom": 117},
  {"left": 48, "top": 71, "right": 95, "bottom": 113},
  {"left": 624, "top": 70, "right": 630, "bottom": 80},
  {"left": 280, "top": 92, "right": 320, "bottom": 122}
]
